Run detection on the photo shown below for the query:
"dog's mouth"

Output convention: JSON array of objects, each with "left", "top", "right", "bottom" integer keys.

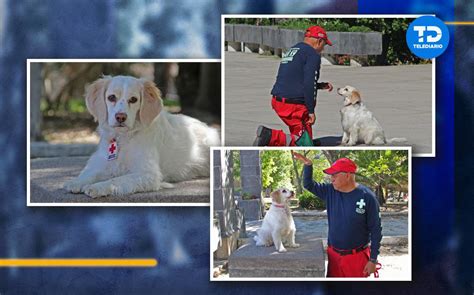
[{"left": 112, "top": 124, "right": 129, "bottom": 130}]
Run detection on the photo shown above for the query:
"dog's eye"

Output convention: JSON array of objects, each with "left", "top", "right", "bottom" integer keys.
[
  {"left": 107, "top": 95, "right": 116, "bottom": 102},
  {"left": 282, "top": 189, "right": 287, "bottom": 193},
  {"left": 344, "top": 88, "right": 348, "bottom": 91},
  {"left": 129, "top": 97, "right": 138, "bottom": 104}
]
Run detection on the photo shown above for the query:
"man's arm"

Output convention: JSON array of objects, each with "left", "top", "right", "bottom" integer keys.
[
  {"left": 367, "top": 192, "right": 383, "bottom": 261},
  {"left": 303, "top": 52, "right": 321, "bottom": 114},
  {"left": 293, "top": 152, "right": 329, "bottom": 202},
  {"left": 302, "top": 163, "right": 329, "bottom": 202}
]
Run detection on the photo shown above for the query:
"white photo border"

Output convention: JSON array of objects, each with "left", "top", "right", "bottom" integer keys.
[
  {"left": 27, "top": 58, "right": 221, "bottom": 207},
  {"left": 210, "top": 145, "right": 412, "bottom": 281},
  {"left": 221, "top": 14, "right": 436, "bottom": 157}
]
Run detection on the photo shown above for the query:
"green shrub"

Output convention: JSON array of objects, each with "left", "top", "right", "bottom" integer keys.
[
  {"left": 298, "top": 191, "right": 326, "bottom": 210},
  {"left": 242, "top": 192, "right": 258, "bottom": 200}
]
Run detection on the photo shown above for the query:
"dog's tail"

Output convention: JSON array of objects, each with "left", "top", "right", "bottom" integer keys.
[{"left": 386, "top": 137, "right": 408, "bottom": 144}]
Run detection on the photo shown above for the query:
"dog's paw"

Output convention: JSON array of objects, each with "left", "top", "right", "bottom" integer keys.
[
  {"left": 161, "top": 182, "right": 174, "bottom": 189},
  {"left": 277, "top": 247, "right": 287, "bottom": 253},
  {"left": 83, "top": 182, "right": 114, "bottom": 198},
  {"left": 289, "top": 243, "right": 300, "bottom": 248},
  {"left": 254, "top": 238, "right": 264, "bottom": 246},
  {"left": 64, "top": 179, "right": 86, "bottom": 193}
]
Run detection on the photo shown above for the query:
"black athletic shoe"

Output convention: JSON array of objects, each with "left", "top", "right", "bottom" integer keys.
[
  {"left": 313, "top": 138, "right": 322, "bottom": 146},
  {"left": 253, "top": 125, "right": 272, "bottom": 146}
]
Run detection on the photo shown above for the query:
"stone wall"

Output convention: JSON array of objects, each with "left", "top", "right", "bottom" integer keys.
[
  {"left": 225, "top": 24, "right": 383, "bottom": 56},
  {"left": 213, "top": 150, "right": 245, "bottom": 259},
  {"left": 239, "top": 150, "right": 263, "bottom": 221}
]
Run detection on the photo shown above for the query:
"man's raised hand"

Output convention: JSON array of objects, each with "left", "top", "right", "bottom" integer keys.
[{"left": 292, "top": 152, "right": 313, "bottom": 165}]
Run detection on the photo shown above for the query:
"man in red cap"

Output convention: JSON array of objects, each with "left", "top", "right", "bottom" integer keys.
[
  {"left": 293, "top": 152, "right": 383, "bottom": 278},
  {"left": 254, "top": 26, "right": 334, "bottom": 146}
]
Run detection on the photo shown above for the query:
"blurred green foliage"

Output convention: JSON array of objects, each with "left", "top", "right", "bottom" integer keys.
[
  {"left": 298, "top": 190, "right": 326, "bottom": 210},
  {"left": 261, "top": 150, "right": 295, "bottom": 191},
  {"left": 232, "top": 149, "right": 409, "bottom": 208}
]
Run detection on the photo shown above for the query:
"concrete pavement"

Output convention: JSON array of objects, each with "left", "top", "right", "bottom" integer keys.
[
  {"left": 30, "top": 157, "right": 210, "bottom": 204},
  {"left": 246, "top": 214, "right": 408, "bottom": 242},
  {"left": 224, "top": 52, "right": 433, "bottom": 155}
]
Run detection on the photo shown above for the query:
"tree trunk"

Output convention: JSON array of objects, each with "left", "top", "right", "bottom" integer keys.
[
  {"left": 376, "top": 184, "right": 386, "bottom": 205},
  {"left": 30, "top": 63, "right": 43, "bottom": 141},
  {"left": 175, "top": 63, "right": 200, "bottom": 112},
  {"left": 291, "top": 154, "right": 302, "bottom": 194},
  {"left": 154, "top": 63, "right": 171, "bottom": 99},
  {"left": 195, "top": 63, "right": 221, "bottom": 117}
]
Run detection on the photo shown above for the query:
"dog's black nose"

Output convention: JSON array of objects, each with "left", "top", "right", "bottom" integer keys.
[{"left": 115, "top": 112, "right": 127, "bottom": 123}]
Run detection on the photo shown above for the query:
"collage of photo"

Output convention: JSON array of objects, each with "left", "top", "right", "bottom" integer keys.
[{"left": 28, "top": 15, "right": 428, "bottom": 280}]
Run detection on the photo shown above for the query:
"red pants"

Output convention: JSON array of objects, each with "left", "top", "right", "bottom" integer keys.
[
  {"left": 327, "top": 245, "right": 371, "bottom": 277},
  {"left": 268, "top": 97, "right": 313, "bottom": 146}
]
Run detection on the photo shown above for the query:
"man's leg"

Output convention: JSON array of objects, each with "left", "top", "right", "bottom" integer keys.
[
  {"left": 326, "top": 246, "right": 344, "bottom": 277},
  {"left": 285, "top": 105, "right": 312, "bottom": 143},
  {"left": 270, "top": 99, "right": 311, "bottom": 146},
  {"left": 339, "top": 248, "right": 371, "bottom": 277}
]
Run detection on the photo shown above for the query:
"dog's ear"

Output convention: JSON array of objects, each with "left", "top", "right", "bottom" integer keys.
[
  {"left": 85, "top": 76, "right": 111, "bottom": 125},
  {"left": 350, "top": 90, "right": 361, "bottom": 104},
  {"left": 271, "top": 190, "right": 282, "bottom": 204},
  {"left": 140, "top": 79, "right": 163, "bottom": 126}
]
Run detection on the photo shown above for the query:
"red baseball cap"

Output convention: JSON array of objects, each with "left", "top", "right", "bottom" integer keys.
[
  {"left": 323, "top": 158, "right": 357, "bottom": 174},
  {"left": 305, "top": 26, "right": 333, "bottom": 46}
]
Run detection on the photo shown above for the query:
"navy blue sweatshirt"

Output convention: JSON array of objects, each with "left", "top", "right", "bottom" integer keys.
[
  {"left": 303, "top": 165, "right": 383, "bottom": 260},
  {"left": 271, "top": 42, "right": 321, "bottom": 114}
]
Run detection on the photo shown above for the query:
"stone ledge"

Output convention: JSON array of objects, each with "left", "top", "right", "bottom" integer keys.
[
  {"left": 30, "top": 156, "right": 210, "bottom": 204},
  {"left": 228, "top": 236, "right": 325, "bottom": 278},
  {"left": 31, "top": 142, "right": 97, "bottom": 158},
  {"left": 224, "top": 24, "right": 383, "bottom": 55}
]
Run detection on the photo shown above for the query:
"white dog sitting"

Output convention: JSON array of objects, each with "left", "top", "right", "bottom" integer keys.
[
  {"left": 64, "top": 75, "right": 220, "bottom": 198},
  {"left": 337, "top": 85, "right": 406, "bottom": 146},
  {"left": 253, "top": 188, "right": 299, "bottom": 253}
]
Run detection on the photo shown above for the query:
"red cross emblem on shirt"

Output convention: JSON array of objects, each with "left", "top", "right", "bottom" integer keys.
[{"left": 109, "top": 143, "right": 116, "bottom": 154}]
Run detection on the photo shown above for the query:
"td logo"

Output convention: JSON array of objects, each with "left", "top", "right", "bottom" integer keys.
[
  {"left": 413, "top": 26, "right": 442, "bottom": 43},
  {"left": 406, "top": 16, "right": 449, "bottom": 59}
]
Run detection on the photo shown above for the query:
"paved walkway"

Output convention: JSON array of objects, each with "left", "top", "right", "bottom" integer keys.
[
  {"left": 30, "top": 157, "right": 210, "bottom": 204},
  {"left": 246, "top": 214, "right": 408, "bottom": 241},
  {"left": 224, "top": 52, "right": 433, "bottom": 155}
]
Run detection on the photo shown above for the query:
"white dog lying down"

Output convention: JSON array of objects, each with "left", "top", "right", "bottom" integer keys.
[
  {"left": 253, "top": 188, "right": 299, "bottom": 253},
  {"left": 64, "top": 75, "right": 220, "bottom": 198},
  {"left": 337, "top": 85, "right": 406, "bottom": 146}
]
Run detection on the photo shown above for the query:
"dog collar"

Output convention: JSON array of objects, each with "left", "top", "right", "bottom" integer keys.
[
  {"left": 272, "top": 203, "right": 285, "bottom": 208},
  {"left": 343, "top": 101, "right": 361, "bottom": 107}
]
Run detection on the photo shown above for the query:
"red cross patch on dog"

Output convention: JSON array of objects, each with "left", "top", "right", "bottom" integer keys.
[{"left": 107, "top": 139, "right": 118, "bottom": 161}]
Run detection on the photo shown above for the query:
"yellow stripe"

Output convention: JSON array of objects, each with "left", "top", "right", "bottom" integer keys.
[
  {"left": 445, "top": 21, "right": 474, "bottom": 25},
  {"left": 0, "top": 259, "right": 158, "bottom": 267}
]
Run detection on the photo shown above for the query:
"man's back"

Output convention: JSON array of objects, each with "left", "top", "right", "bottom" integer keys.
[{"left": 271, "top": 42, "right": 321, "bottom": 106}]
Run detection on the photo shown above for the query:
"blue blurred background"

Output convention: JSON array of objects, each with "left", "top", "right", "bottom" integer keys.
[{"left": 1, "top": 0, "right": 471, "bottom": 293}]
